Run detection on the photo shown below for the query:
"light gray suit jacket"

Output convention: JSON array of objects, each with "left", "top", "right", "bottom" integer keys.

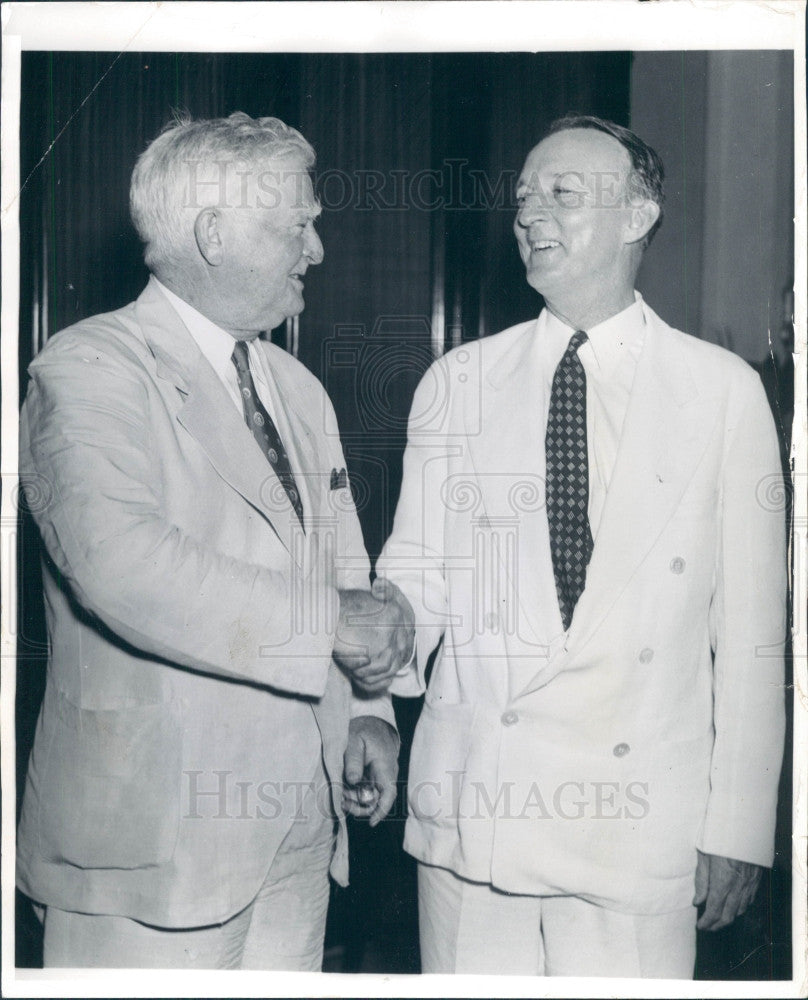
[{"left": 17, "top": 278, "right": 392, "bottom": 926}]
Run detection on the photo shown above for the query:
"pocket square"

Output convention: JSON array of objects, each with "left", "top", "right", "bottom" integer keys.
[{"left": 330, "top": 467, "right": 348, "bottom": 490}]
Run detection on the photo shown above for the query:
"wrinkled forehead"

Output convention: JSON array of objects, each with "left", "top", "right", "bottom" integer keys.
[{"left": 518, "top": 129, "right": 632, "bottom": 189}]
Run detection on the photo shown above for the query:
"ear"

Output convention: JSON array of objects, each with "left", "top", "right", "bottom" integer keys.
[
  {"left": 624, "top": 199, "right": 660, "bottom": 246},
  {"left": 194, "top": 208, "right": 224, "bottom": 266}
]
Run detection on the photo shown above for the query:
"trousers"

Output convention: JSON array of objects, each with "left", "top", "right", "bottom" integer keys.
[{"left": 418, "top": 862, "right": 696, "bottom": 978}]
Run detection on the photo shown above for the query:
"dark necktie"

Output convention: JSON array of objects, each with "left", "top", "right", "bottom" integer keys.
[
  {"left": 545, "top": 329, "right": 593, "bottom": 630},
  {"left": 231, "top": 340, "right": 304, "bottom": 528}
]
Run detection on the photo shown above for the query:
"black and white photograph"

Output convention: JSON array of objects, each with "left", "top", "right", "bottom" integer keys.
[{"left": 1, "top": 2, "right": 805, "bottom": 997}]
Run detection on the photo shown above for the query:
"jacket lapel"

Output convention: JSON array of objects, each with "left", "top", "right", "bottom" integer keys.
[
  {"left": 466, "top": 321, "right": 545, "bottom": 495},
  {"left": 465, "top": 322, "right": 558, "bottom": 667},
  {"left": 517, "top": 305, "right": 720, "bottom": 696},
  {"left": 135, "top": 280, "right": 301, "bottom": 561}
]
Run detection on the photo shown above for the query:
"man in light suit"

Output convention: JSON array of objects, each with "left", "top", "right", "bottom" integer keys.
[
  {"left": 376, "top": 115, "right": 786, "bottom": 977},
  {"left": 17, "top": 112, "right": 411, "bottom": 969}
]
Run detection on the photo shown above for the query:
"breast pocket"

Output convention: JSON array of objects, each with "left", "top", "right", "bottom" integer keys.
[{"left": 37, "top": 690, "right": 182, "bottom": 870}]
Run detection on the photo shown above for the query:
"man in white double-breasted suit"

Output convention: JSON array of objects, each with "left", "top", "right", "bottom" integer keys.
[
  {"left": 17, "top": 113, "right": 412, "bottom": 969},
  {"left": 376, "top": 115, "right": 786, "bottom": 977}
]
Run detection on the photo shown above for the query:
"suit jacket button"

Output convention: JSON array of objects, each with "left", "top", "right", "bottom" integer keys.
[
  {"left": 613, "top": 742, "right": 630, "bottom": 757},
  {"left": 501, "top": 711, "right": 519, "bottom": 727},
  {"left": 638, "top": 647, "right": 654, "bottom": 664},
  {"left": 670, "top": 557, "right": 686, "bottom": 574}
]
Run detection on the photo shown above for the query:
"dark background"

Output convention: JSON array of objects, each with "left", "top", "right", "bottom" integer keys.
[{"left": 14, "top": 50, "right": 795, "bottom": 977}]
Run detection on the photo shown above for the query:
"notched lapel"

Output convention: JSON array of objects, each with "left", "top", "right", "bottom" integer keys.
[
  {"left": 137, "top": 281, "right": 301, "bottom": 560},
  {"left": 563, "top": 323, "right": 719, "bottom": 661},
  {"left": 516, "top": 320, "right": 718, "bottom": 698},
  {"left": 177, "top": 362, "right": 301, "bottom": 562},
  {"left": 465, "top": 324, "right": 555, "bottom": 664},
  {"left": 465, "top": 323, "right": 545, "bottom": 518}
]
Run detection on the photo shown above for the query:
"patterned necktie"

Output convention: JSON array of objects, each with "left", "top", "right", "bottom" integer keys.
[
  {"left": 231, "top": 340, "right": 304, "bottom": 528},
  {"left": 545, "top": 329, "right": 593, "bottom": 630}
]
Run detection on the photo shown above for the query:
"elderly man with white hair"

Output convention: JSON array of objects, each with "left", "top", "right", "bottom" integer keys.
[{"left": 16, "top": 112, "right": 412, "bottom": 970}]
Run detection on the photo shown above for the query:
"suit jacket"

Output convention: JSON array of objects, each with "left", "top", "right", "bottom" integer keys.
[
  {"left": 17, "top": 278, "right": 392, "bottom": 927},
  {"left": 377, "top": 300, "right": 786, "bottom": 914}
]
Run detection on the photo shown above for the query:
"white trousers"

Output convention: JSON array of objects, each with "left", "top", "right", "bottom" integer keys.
[
  {"left": 418, "top": 862, "right": 696, "bottom": 979},
  {"left": 42, "top": 763, "right": 335, "bottom": 971}
]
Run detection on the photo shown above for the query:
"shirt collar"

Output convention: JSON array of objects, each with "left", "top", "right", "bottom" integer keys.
[
  {"left": 543, "top": 292, "right": 646, "bottom": 378},
  {"left": 153, "top": 277, "right": 241, "bottom": 379}
]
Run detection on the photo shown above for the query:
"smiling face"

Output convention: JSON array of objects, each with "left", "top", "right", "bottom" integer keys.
[
  {"left": 210, "top": 155, "right": 323, "bottom": 337},
  {"left": 514, "top": 128, "right": 644, "bottom": 326}
]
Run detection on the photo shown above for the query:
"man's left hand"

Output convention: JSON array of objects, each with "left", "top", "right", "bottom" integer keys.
[
  {"left": 342, "top": 716, "right": 399, "bottom": 827},
  {"left": 693, "top": 850, "right": 763, "bottom": 930}
]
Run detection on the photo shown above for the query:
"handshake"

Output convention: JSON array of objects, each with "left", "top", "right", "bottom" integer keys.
[{"left": 333, "top": 578, "right": 415, "bottom": 694}]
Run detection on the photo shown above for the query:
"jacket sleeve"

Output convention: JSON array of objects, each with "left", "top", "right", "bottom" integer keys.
[
  {"left": 21, "top": 333, "right": 337, "bottom": 698},
  {"left": 698, "top": 368, "right": 788, "bottom": 866},
  {"left": 375, "top": 357, "right": 455, "bottom": 697}
]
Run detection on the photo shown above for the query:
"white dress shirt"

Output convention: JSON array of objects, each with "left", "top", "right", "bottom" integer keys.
[
  {"left": 537, "top": 294, "right": 646, "bottom": 539},
  {"left": 154, "top": 278, "right": 280, "bottom": 424}
]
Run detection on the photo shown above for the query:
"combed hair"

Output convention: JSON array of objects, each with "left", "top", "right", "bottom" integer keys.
[
  {"left": 544, "top": 114, "right": 665, "bottom": 247},
  {"left": 130, "top": 111, "right": 316, "bottom": 270}
]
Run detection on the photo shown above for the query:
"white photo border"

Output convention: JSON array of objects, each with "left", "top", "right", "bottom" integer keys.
[{"left": 1, "top": 3, "right": 805, "bottom": 998}]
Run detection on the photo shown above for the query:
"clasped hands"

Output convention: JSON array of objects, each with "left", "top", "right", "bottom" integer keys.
[{"left": 333, "top": 578, "right": 415, "bottom": 694}]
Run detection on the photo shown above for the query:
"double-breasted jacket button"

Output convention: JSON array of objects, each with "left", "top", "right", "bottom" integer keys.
[
  {"left": 613, "top": 742, "right": 630, "bottom": 757},
  {"left": 501, "top": 710, "right": 519, "bottom": 727},
  {"left": 670, "top": 556, "right": 686, "bottom": 574},
  {"left": 638, "top": 647, "right": 654, "bottom": 664}
]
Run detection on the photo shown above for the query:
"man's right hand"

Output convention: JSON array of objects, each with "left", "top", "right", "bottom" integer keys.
[{"left": 333, "top": 584, "right": 415, "bottom": 694}]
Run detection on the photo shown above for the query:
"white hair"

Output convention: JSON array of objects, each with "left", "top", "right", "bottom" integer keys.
[{"left": 129, "top": 111, "right": 316, "bottom": 271}]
